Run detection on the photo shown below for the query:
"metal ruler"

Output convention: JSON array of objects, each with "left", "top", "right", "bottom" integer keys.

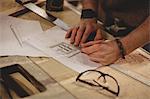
[
  {"left": 16, "top": 1, "right": 70, "bottom": 31},
  {"left": 9, "top": 0, "right": 45, "bottom": 17}
]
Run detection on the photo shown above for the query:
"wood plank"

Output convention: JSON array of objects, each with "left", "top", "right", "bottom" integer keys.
[{"left": 0, "top": 0, "right": 150, "bottom": 99}]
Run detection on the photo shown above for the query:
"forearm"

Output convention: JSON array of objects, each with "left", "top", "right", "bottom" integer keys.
[
  {"left": 121, "top": 17, "right": 150, "bottom": 55},
  {"left": 82, "top": 0, "right": 98, "bottom": 11}
]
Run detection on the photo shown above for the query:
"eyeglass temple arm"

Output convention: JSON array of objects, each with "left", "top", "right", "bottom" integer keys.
[
  {"left": 77, "top": 79, "right": 119, "bottom": 96},
  {"left": 77, "top": 79, "right": 98, "bottom": 86},
  {"left": 104, "top": 74, "right": 120, "bottom": 96},
  {"left": 93, "top": 80, "right": 119, "bottom": 96}
]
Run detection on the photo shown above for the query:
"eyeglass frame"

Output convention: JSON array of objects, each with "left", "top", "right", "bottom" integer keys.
[{"left": 76, "top": 69, "right": 120, "bottom": 96}]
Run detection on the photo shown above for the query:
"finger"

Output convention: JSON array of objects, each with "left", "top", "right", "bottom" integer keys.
[
  {"left": 65, "top": 28, "right": 73, "bottom": 38},
  {"left": 94, "top": 29, "right": 103, "bottom": 40},
  {"left": 70, "top": 26, "right": 79, "bottom": 44},
  {"left": 89, "top": 57, "right": 100, "bottom": 63},
  {"left": 89, "top": 57, "right": 107, "bottom": 65},
  {"left": 89, "top": 52, "right": 105, "bottom": 59},
  {"left": 81, "top": 44, "right": 101, "bottom": 54},
  {"left": 81, "top": 40, "right": 104, "bottom": 48},
  {"left": 80, "top": 25, "right": 93, "bottom": 43},
  {"left": 74, "top": 25, "right": 85, "bottom": 46}
]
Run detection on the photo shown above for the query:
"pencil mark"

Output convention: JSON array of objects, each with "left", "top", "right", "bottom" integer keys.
[{"left": 10, "top": 24, "right": 23, "bottom": 47}]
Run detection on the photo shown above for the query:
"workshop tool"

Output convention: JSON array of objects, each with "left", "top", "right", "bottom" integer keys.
[
  {"left": 9, "top": 0, "right": 45, "bottom": 17},
  {"left": 16, "top": 0, "right": 69, "bottom": 31}
]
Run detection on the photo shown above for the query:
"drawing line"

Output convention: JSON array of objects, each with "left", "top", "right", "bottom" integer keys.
[{"left": 10, "top": 24, "right": 23, "bottom": 47}]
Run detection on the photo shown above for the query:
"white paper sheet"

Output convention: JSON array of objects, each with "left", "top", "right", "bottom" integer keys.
[
  {"left": 25, "top": 26, "right": 101, "bottom": 72},
  {"left": 0, "top": 14, "right": 47, "bottom": 57}
]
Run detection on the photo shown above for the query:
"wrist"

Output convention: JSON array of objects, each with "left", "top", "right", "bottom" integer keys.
[
  {"left": 120, "top": 37, "right": 133, "bottom": 55},
  {"left": 115, "top": 38, "right": 126, "bottom": 59},
  {"left": 81, "top": 18, "right": 97, "bottom": 24}
]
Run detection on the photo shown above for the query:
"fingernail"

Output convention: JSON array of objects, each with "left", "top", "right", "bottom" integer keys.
[
  {"left": 80, "top": 43, "right": 84, "bottom": 47},
  {"left": 65, "top": 37, "right": 69, "bottom": 39},
  {"left": 74, "top": 42, "right": 78, "bottom": 46},
  {"left": 81, "top": 48, "right": 84, "bottom": 52},
  {"left": 70, "top": 41, "right": 74, "bottom": 44},
  {"left": 78, "top": 45, "right": 82, "bottom": 49},
  {"left": 70, "top": 40, "right": 74, "bottom": 43}
]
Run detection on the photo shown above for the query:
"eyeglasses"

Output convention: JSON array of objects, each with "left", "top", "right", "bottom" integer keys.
[{"left": 76, "top": 69, "right": 120, "bottom": 96}]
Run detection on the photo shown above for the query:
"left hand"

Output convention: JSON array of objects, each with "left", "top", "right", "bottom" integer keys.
[
  {"left": 65, "top": 19, "right": 103, "bottom": 46},
  {"left": 81, "top": 40, "right": 120, "bottom": 65}
]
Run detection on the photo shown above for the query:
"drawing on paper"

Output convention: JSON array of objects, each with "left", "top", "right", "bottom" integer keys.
[{"left": 49, "top": 42, "right": 80, "bottom": 57}]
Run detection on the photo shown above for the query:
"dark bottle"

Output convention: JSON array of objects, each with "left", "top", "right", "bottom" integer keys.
[{"left": 46, "top": 0, "right": 64, "bottom": 12}]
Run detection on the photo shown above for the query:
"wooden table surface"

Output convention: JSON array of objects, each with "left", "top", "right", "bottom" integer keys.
[{"left": 0, "top": 0, "right": 150, "bottom": 99}]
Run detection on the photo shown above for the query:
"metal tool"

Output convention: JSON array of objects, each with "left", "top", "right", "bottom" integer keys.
[
  {"left": 16, "top": 0, "right": 69, "bottom": 31},
  {"left": 9, "top": 0, "right": 45, "bottom": 17}
]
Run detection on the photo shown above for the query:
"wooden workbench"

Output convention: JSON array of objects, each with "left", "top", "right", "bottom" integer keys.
[{"left": 0, "top": 0, "right": 150, "bottom": 99}]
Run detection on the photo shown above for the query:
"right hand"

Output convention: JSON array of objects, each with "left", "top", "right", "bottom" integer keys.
[
  {"left": 81, "top": 40, "right": 121, "bottom": 65},
  {"left": 65, "top": 18, "right": 103, "bottom": 46}
]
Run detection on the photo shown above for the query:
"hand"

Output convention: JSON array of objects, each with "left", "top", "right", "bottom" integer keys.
[
  {"left": 65, "top": 18, "right": 103, "bottom": 46},
  {"left": 81, "top": 40, "right": 120, "bottom": 65}
]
